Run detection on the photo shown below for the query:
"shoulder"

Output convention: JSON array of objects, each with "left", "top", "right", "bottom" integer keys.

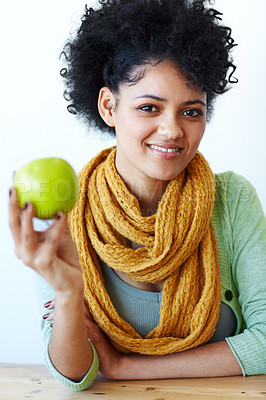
[
  {"left": 213, "top": 171, "right": 266, "bottom": 257},
  {"left": 214, "top": 171, "right": 254, "bottom": 201},
  {"left": 213, "top": 171, "right": 258, "bottom": 220},
  {"left": 211, "top": 171, "right": 264, "bottom": 257}
]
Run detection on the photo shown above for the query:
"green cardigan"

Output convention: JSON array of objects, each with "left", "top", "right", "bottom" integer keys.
[{"left": 34, "top": 171, "right": 266, "bottom": 390}]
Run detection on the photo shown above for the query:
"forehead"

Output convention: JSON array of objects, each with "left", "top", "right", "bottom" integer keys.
[{"left": 120, "top": 59, "right": 206, "bottom": 101}]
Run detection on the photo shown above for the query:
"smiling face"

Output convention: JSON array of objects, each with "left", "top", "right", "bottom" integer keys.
[{"left": 98, "top": 59, "right": 207, "bottom": 197}]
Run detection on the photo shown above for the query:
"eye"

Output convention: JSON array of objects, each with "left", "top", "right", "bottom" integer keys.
[
  {"left": 138, "top": 104, "right": 158, "bottom": 113},
  {"left": 183, "top": 109, "right": 203, "bottom": 118}
]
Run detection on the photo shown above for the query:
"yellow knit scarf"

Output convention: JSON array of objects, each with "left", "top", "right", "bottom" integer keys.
[{"left": 68, "top": 146, "right": 221, "bottom": 355}]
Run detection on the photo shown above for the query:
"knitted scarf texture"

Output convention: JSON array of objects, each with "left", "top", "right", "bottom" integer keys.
[{"left": 68, "top": 146, "right": 221, "bottom": 355}]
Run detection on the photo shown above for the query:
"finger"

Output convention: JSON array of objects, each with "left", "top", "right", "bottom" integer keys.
[
  {"left": 43, "top": 311, "right": 54, "bottom": 321},
  {"left": 8, "top": 187, "right": 22, "bottom": 244},
  {"left": 20, "top": 202, "right": 37, "bottom": 254},
  {"left": 83, "top": 300, "right": 94, "bottom": 321},
  {"left": 85, "top": 317, "right": 100, "bottom": 337},
  {"left": 43, "top": 213, "right": 68, "bottom": 256},
  {"left": 44, "top": 213, "right": 70, "bottom": 235},
  {"left": 44, "top": 299, "right": 55, "bottom": 309}
]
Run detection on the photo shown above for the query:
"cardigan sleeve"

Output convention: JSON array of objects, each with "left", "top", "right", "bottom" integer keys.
[
  {"left": 223, "top": 173, "right": 266, "bottom": 375},
  {"left": 34, "top": 272, "right": 99, "bottom": 391}
]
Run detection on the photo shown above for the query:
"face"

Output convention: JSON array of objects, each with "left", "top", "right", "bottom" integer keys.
[{"left": 99, "top": 59, "right": 207, "bottom": 193}]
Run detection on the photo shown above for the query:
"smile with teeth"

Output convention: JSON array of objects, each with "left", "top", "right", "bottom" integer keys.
[{"left": 148, "top": 144, "right": 182, "bottom": 153}]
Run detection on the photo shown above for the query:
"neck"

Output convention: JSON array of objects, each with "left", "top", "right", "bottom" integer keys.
[{"left": 121, "top": 174, "right": 168, "bottom": 217}]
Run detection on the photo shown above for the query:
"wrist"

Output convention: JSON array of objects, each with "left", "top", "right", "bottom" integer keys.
[
  {"left": 109, "top": 353, "right": 129, "bottom": 380},
  {"left": 55, "top": 286, "right": 84, "bottom": 307},
  {"left": 56, "top": 278, "right": 84, "bottom": 300},
  {"left": 113, "top": 353, "right": 148, "bottom": 380}
]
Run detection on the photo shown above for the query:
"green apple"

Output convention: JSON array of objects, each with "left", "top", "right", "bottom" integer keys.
[{"left": 14, "top": 158, "right": 78, "bottom": 219}]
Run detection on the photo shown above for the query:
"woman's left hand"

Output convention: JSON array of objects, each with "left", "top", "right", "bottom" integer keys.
[{"left": 43, "top": 299, "right": 124, "bottom": 380}]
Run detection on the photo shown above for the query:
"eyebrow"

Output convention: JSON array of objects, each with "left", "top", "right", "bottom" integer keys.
[
  {"left": 134, "top": 94, "right": 206, "bottom": 107},
  {"left": 183, "top": 100, "right": 206, "bottom": 107},
  {"left": 134, "top": 94, "right": 167, "bottom": 102}
]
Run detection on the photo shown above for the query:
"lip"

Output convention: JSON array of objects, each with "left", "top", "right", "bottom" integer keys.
[{"left": 147, "top": 143, "right": 183, "bottom": 159}]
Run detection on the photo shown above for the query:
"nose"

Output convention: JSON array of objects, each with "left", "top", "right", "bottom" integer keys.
[{"left": 157, "top": 113, "right": 183, "bottom": 140}]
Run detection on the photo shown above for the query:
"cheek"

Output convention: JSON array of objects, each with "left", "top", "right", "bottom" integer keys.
[
  {"left": 134, "top": 120, "right": 156, "bottom": 142},
  {"left": 188, "top": 125, "right": 205, "bottom": 147},
  {"left": 121, "top": 121, "right": 154, "bottom": 145}
]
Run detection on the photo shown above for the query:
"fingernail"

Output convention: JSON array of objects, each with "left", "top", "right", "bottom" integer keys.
[
  {"left": 56, "top": 213, "right": 61, "bottom": 220},
  {"left": 50, "top": 323, "right": 53, "bottom": 328},
  {"left": 44, "top": 301, "right": 51, "bottom": 308},
  {"left": 24, "top": 202, "right": 29, "bottom": 210},
  {"left": 43, "top": 314, "right": 49, "bottom": 320},
  {"left": 9, "top": 188, "right": 12, "bottom": 197}
]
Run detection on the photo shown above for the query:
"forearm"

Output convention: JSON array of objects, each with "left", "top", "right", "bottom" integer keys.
[
  {"left": 49, "top": 290, "right": 93, "bottom": 382},
  {"left": 117, "top": 341, "right": 242, "bottom": 380}
]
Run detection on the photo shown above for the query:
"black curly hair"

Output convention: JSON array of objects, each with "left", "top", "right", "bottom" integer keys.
[{"left": 60, "top": 0, "right": 237, "bottom": 135}]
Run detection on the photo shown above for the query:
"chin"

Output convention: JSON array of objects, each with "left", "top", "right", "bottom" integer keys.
[
  {"left": 161, "top": 168, "right": 183, "bottom": 181},
  {"left": 150, "top": 172, "right": 180, "bottom": 182}
]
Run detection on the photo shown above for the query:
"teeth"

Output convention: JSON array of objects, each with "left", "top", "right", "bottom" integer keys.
[{"left": 148, "top": 144, "right": 180, "bottom": 153}]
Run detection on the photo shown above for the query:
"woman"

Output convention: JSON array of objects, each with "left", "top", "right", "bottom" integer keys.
[{"left": 9, "top": 0, "right": 266, "bottom": 391}]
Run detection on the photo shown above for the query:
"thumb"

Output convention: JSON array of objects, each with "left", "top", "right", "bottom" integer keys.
[{"left": 44, "top": 213, "right": 68, "bottom": 255}]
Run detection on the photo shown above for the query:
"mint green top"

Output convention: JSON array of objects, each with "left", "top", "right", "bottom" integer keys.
[{"left": 34, "top": 171, "right": 266, "bottom": 391}]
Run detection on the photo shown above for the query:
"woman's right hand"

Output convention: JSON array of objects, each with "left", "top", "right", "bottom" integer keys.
[{"left": 8, "top": 187, "right": 83, "bottom": 296}]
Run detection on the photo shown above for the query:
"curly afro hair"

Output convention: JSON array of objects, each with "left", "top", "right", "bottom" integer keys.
[{"left": 61, "top": 0, "right": 237, "bottom": 135}]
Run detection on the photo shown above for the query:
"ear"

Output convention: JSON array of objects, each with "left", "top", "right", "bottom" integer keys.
[{"left": 98, "top": 87, "right": 116, "bottom": 127}]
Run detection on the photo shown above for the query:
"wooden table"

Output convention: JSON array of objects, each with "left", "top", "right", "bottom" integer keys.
[{"left": 0, "top": 363, "right": 265, "bottom": 400}]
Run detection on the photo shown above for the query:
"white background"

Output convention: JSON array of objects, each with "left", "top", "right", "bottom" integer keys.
[{"left": 1, "top": 0, "right": 265, "bottom": 364}]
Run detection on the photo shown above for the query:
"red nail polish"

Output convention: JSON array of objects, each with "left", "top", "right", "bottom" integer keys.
[
  {"left": 44, "top": 301, "right": 51, "bottom": 308},
  {"left": 50, "top": 323, "right": 53, "bottom": 328},
  {"left": 43, "top": 314, "right": 49, "bottom": 320},
  {"left": 9, "top": 188, "right": 12, "bottom": 197},
  {"left": 24, "top": 202, "right": 29, "bottom": 210}
]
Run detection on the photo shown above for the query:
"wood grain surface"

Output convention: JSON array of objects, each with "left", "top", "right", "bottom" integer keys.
[{"left": 0, "top": 363, "right": 265, "bottom": 400}]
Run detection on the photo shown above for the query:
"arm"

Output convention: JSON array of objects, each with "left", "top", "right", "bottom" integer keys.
[
  {"left": 48, "top": 290, "right": 93, "bottom": 382},
  {"left": 225, "top": 173, "right": 266, "bottom": 375},
  {"left": 34, "top": 275, "right": 99, "bottom": 390},
  {"left": 115, "top": 341, "right": 241, "bottom": 380},
  {"left": 9, "top": 188, "right": 98, "bottom": 389},
  {"left": 76, "top": 310, "right": 242, "bottom": 380},
  {"left": 44, "top": 295, "right": 242, "bottom": 380}
]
